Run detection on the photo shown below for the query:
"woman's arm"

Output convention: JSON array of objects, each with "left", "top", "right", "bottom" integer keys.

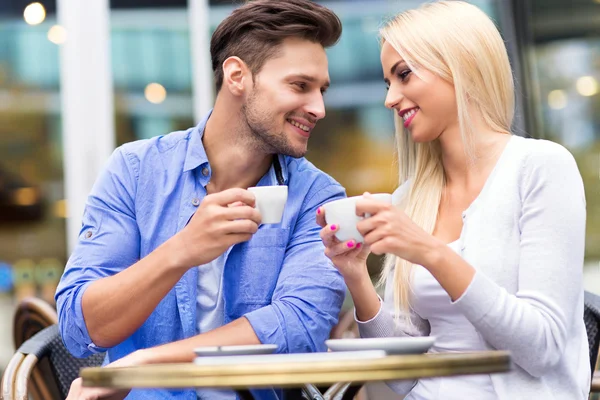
[
  {"left": 447, "top": 144, "right": 586, "bottom": 377},
  {"left": 356, "top": 142, "right": 586, "bottom": 377}
]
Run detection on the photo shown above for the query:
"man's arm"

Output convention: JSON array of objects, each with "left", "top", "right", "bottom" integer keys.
[
  {"left": 79, "top": 240, "right": 189, "bottom": 349},
  {"left": 56, "top": 147, "right": 261, "bottom": 356},
  {"left": 93, "top": 178, "right": 346, "bottom": 365},
  {"left": 243, "top": 180, "right": 347, "bottom": 354},
  {"left": 138, "top": 317, "right": 260, "bottom": 363}
]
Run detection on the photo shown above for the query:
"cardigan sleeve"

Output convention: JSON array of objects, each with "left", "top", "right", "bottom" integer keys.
[
  {"left": 355, "top": 266, "right": 431, "bottom": 395},
  {"left": 453, "top": 140, "right": 586, "bottom": 377}
]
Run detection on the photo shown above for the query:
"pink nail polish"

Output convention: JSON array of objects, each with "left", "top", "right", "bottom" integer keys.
[
  {"left": 317, "top": 208, "right": 321, "bottom": 215},
  {"left": 330, "top": 225, "right": 337, "bottom": 231},
  {"left": 356, "top": 243, "right": 362, "bottom": 249},
  {"left": 347, "top": 241, "right": 355, "bottom": 248}
]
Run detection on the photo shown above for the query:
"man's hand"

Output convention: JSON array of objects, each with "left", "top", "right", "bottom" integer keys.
[
  {"left": 65, "top": 350, "right": 149, "bottom": 400},
  {"left": 65, "top": 380, "right": 128, "bottom": 400},
  {"left": 170, "top": 188, "right": 262, "bottom": 269}
]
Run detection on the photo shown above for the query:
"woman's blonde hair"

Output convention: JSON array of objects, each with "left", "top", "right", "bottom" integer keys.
[{"left": 378, "top": 1, "right": 515, "bottom": 323}]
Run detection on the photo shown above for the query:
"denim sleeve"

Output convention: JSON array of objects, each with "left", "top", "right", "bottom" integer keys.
[
  {"left": 55, "top": 147, "right": 141, "bottom": 358},
  {"left": 245, "top": 181, "right": 347, "bottom": 353}
]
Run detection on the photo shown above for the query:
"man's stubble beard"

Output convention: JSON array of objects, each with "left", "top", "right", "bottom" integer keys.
[{"left": 241, "top": 89, "right": 307, "bottom": 159}]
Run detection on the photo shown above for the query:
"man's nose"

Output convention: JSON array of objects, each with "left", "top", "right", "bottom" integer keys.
[{"left": 306, "top": 92, "right": 326, "bottom": 120}]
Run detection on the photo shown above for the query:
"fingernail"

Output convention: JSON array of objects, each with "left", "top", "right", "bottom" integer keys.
[
  {"left": 317, "top": 208, "right": 321, "bottom": 215},
  {"left": 356, "top": 243, "right": 362, "bottom": 249},
  {"left": 347, "top": 241, "right": 355, "bottom": 248},
  {"left": 330, "top": 225, "right": 337, "bottom": 231}
]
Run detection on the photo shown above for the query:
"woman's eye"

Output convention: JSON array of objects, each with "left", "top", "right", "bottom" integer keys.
[{"left": 398, "top": 70, "right": 411, "bottom": 81}]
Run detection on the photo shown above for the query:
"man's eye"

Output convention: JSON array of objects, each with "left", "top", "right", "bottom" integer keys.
[{"left": 294, "top": 82, "right": 307, "bottom": 90}]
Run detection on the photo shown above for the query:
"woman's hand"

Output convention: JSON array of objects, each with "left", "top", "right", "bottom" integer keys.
[
  {"left": 355, "top": 194, "right": 443, "bottom": 267},
  {"left": 316, "top": 207, "right": 370, "bottom": 283},
  {"left": 65, "top": 350, "right": 150, "bottom": 400},
  {"left": 316, "top": 205, "right": 384, "bottom": 321}
]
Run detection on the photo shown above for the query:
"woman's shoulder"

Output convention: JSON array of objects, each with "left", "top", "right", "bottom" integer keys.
[
  {"left": 510, "top": 135, "right": 582, "bottom": 192},
  {"left": 511, "top": 135, "right": 576, "bottom": 167}
]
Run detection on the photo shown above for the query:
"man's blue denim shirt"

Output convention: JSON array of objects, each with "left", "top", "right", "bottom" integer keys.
[{"left": 55, "top": 112, "right": 347, "bottom": 399}]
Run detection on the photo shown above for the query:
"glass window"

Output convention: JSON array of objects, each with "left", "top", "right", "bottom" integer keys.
[
  {"left": 0, "top": 0, "right": 65, "bottom": 369},
  {"left": 515, "top": 0, "right": 600, "bottom": 292},
  {"left": 110, "top": 5, "right": 194, "bottom": 145}
]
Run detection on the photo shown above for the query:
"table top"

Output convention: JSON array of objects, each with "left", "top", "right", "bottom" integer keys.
[{"left": 81, "top": 351, "right": 511, "bottom": 390}]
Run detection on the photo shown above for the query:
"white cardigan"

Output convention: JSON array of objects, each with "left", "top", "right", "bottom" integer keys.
[{"left": 357, "top": 135, "right": 590, "bottom": 399}]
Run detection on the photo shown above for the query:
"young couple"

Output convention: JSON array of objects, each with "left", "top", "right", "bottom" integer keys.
[{"left": 59, "top": 1, "right": 590, "bottom": 399}]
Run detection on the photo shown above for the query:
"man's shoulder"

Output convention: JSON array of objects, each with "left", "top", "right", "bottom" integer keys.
[
  {"left": 119, "top": 128, "right": 194, "bottom": 160},
  {"left": 114, "top": 129, "right": 196, "bottom": 181},
  {"left": 285, "top": 156, "right": 343, "bottom": 192}
]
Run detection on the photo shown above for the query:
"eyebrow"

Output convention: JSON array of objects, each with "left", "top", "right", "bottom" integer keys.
[
  {"left": 390, "top": 60, "right": 407, "bottom": 76},
  {"left": 384, "top": 60, "right": 407, "bottom": 85},
  {"left": 288, "top": 74, "right": 330, "bottom": 90}
]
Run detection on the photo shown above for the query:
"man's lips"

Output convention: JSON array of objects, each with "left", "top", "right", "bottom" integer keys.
[{"left": 287, "top": 118, "right": 315, "bottom": 137}]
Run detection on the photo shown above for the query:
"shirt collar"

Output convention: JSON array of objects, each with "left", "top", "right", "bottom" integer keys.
[
  {"left": 183, "top": 109, "right": 289, "bottom": 185},
  {"left": 271, "top": 154, "right": 289, "bottom": 186},
  {"left": 183, "top": 111, "right": 211, "bottom": 173}
]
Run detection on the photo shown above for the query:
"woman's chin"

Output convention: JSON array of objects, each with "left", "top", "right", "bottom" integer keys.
[
  {"left": 410, "top": 132, "right": 433, "bottom": 143},
  {"left": 408, "top": 127, "right": 441, "bottom": 144}
]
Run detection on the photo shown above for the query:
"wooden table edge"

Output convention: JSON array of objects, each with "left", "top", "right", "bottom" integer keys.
[{"left": 81, "top": 351, "right": 511, "bottom": 390}]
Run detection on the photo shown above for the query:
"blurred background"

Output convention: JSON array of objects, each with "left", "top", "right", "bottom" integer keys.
[{"left": 0, "top": 0, "right": 598, "bottom": 388}]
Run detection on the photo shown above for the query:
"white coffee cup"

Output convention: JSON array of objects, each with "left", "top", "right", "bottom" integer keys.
[
  {"left": 248, "top": 186, "right": 288, "bottom": 224},
  {"left": 323, "top": 193, "right": 393, "bottom": 243}
]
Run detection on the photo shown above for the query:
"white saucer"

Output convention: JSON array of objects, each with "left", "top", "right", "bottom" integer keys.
[
  {"left": 193, "top": 350, "right": 387, "bottom": 366},
  {"left": 193, "top": 344, "right": 278, "bottom": 357},
  {"left": 325, "top": 337, "right": 435, "bottom": 355}
]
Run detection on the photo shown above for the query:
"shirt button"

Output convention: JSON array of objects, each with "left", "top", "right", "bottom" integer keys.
[
  {"left": 201, "top": 168, "right": 209, "bottom": 177},
  {"left": 85, "top": 231, "right": 92, "bottom": 239},
  {"left": 192, "top": 198, "right": 200, "bottom": 207}
]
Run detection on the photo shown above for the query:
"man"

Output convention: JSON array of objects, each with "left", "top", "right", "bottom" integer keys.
[{"left": 57, "top": 1, "right": 346, "bottom": 399}]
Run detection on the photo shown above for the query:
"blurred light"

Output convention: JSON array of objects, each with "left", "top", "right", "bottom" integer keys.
[
  {"left": 576, "top": 76, "right": 598, "bottom": 97},
  {"left": 145, "top": 83, "right": 167, "bottom": 104},
  {"left": 53, "top": 199, "right": 68, "bottom": 218},
  {"left": 548, "top": 90, "right": 567, "bottom": 110},
  {"left": 12, "top": 188, "right": 37, "bottom": 206},
  {"left": 47, "top": 25, "right": 67, "bottom": 45},
  {"left": 23, "top": 2, "right": 46, "bottom": 26}
]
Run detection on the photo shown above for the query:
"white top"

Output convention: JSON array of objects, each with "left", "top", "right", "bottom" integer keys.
[
  {"left": 196, "top": 250, "right": 235, "bottom": 400},
  {"left": 357, "top": 135, "right": 590, "bottom": 399},
  {"left": 197, "top": 251, "right": 227, "bottom": 335},
  {"left": 408, "top": 240, "right": 497, "bottom": 400}
]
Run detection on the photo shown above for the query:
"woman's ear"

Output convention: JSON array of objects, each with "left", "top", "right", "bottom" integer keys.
[{"left": 222, "top": 56, "right": 249, "bottom": 96}]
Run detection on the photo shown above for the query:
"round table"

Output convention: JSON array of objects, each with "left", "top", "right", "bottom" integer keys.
[{"left": 80, "top": 350, "right": 511, "bottom": 399}]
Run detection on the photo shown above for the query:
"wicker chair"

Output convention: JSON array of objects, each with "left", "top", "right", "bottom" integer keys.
[
  {"left": 585, "top": 291, "right": 600, "bottom": 396},
  {"left": 1, "top": 297, "right": 105, "bottom": 400}
]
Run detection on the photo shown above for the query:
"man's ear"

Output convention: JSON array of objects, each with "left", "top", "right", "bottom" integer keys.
[{"left": 222, "top": 56, "right": 250, "bottom": 96}]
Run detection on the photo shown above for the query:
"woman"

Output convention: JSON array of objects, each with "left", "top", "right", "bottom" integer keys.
[{"left": 317, "top": 1, "right": 590, "bottom": 399}]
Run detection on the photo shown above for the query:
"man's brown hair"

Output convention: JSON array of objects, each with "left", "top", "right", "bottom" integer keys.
[{"left": 210, "top": 0, "right": 342, "bottom": 92}]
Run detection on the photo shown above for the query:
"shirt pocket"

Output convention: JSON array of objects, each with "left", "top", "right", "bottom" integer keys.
[{"left": 225, "top": 228, "right": 290, "bottom": 306}]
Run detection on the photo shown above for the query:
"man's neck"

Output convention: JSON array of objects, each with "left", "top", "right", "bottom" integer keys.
[{"left": 202, "top": 103, "right": 274, "bottom": 194}]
